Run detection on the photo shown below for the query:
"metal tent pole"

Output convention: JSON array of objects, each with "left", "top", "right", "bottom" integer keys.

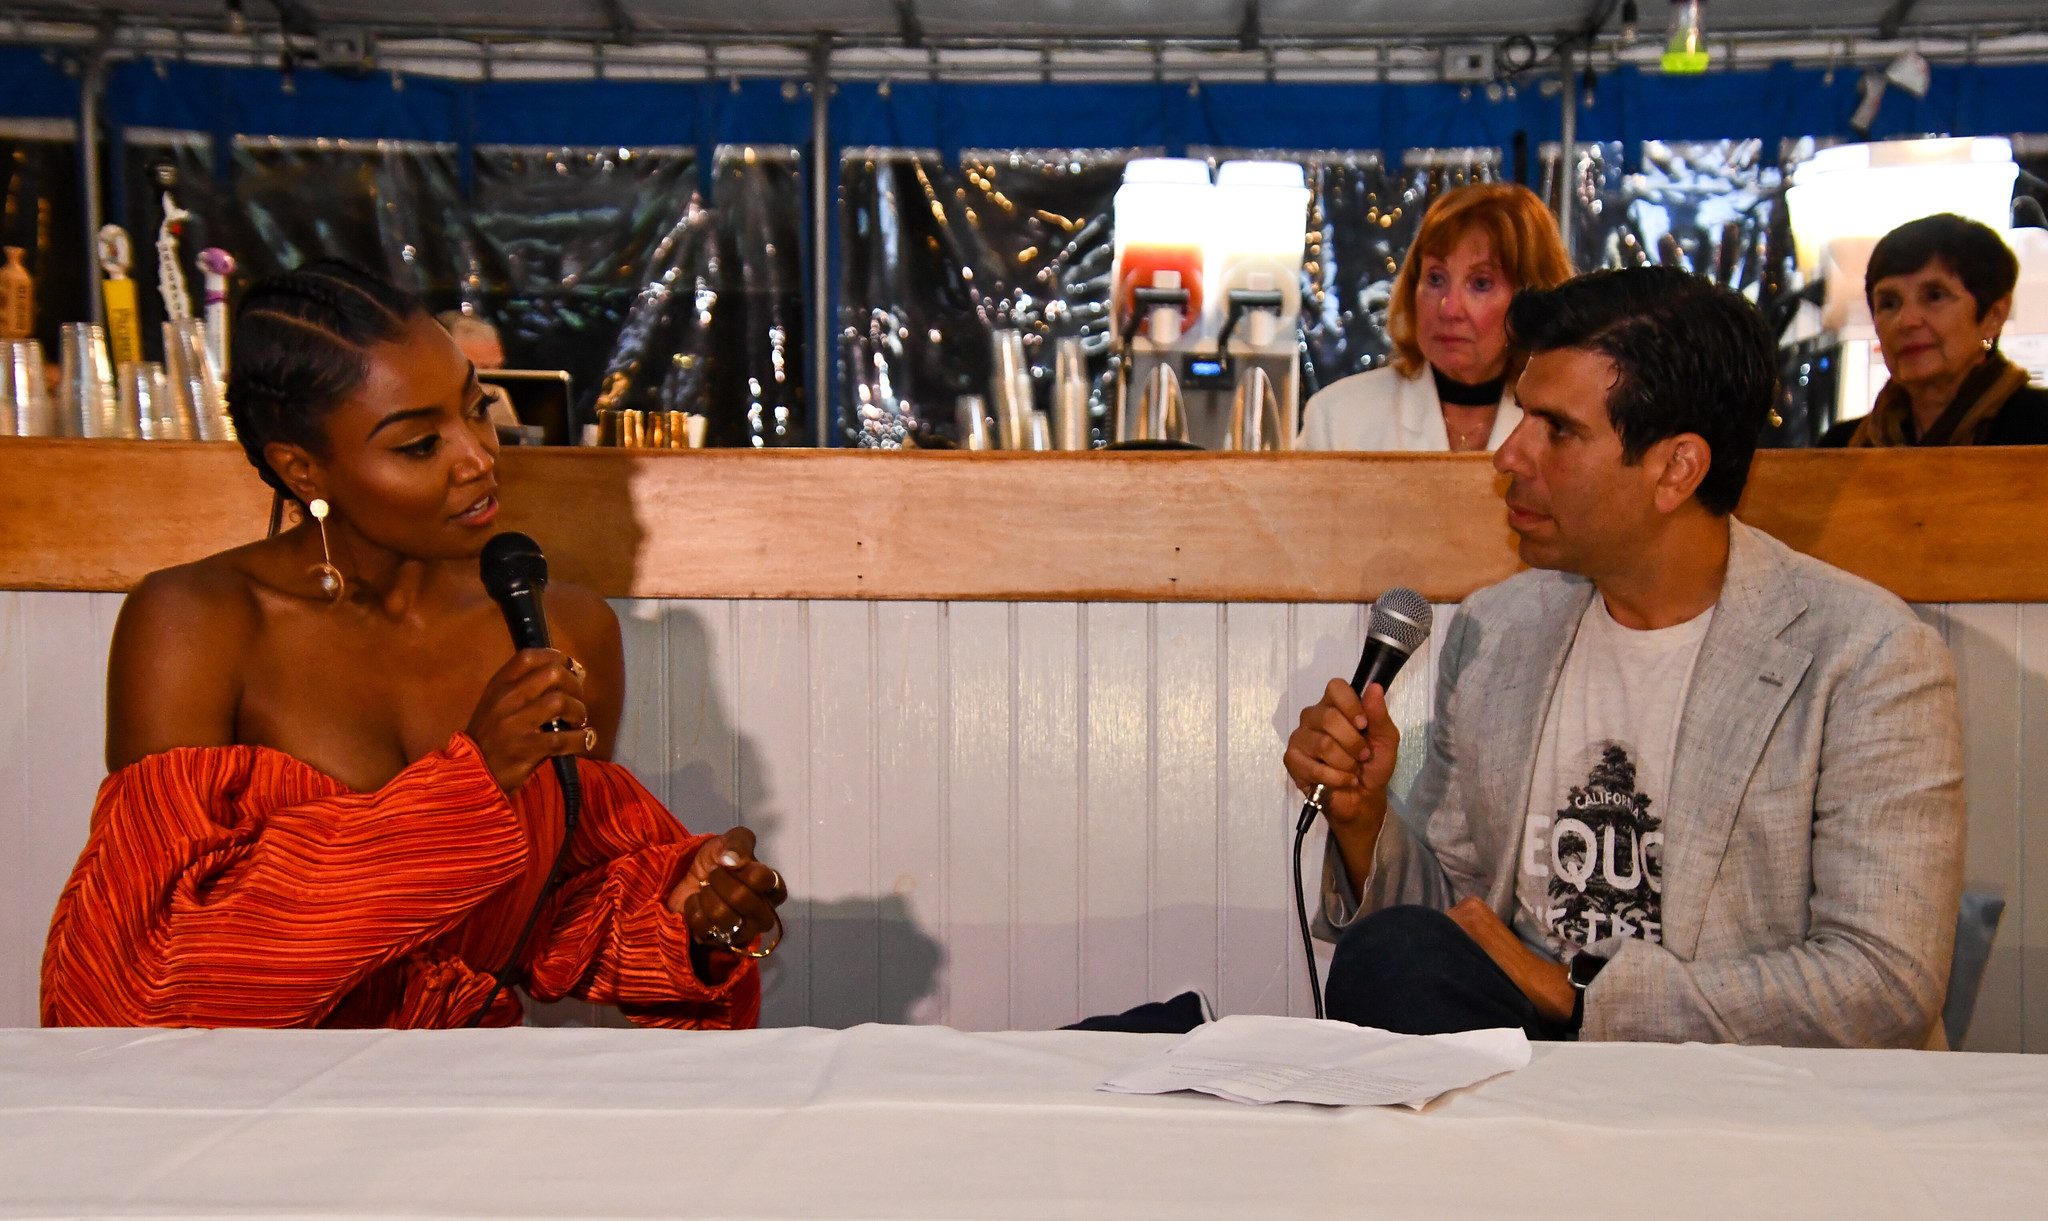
[
  {"left": 79, "top": 41, "right": 110, "bottom": 327},
  {"left": 809, "top": 34, "right": 832, "bottom": 447},
  {"left": 1556, "top": 46, "right": 1577, "bottom": 268}
]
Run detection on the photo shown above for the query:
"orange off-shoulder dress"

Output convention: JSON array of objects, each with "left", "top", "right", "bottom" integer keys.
[{"left": 41, "top": 733, "right": 759, "bottom": 1029}]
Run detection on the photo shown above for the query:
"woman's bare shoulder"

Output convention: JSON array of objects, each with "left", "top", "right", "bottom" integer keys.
[
  {"left": 547, "top": 581, "right": 622, "bottom": 670},
  {"left": 106, "top": 545, "right": 279, "bottom": 770},
  {"left": 121, "top": 544, "right": 275, "bottom": 636},
  {"left": 543, "top": 580, "right": 625, "bottom": 757},
  {"left": 547, "top": 580, "right": 620, "bottom": 634}
]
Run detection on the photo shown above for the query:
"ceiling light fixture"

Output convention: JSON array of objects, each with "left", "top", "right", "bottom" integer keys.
[{"left": 1663, "top": 0, "right": 1709, "bottom": 74}]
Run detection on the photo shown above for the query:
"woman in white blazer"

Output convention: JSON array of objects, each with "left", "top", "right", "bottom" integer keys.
[{"left": 1298, "top": 182, "right": 1573, "bottom": 452}]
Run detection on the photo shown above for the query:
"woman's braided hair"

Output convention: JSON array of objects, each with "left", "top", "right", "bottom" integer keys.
[{"left": 227, "top": 259, "right": 424, "bottom": 502}]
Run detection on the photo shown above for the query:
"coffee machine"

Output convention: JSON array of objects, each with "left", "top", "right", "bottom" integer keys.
[{"left": 1110, "top": 159, "right": 1308, "bottom": 449}]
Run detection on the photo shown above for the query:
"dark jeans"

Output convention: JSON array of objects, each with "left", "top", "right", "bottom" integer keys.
[
  {"left": 1326, "top": 904, "right": 1572, "bottom": 1040},
  {"left": 1063, "top": 990, "right": 1208, "bottom": 1035},
  {"left": 1064, "top": 905, "right": 1569, "bottom": 1038}
]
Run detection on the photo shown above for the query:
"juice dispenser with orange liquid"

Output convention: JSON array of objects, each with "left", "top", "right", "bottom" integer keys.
[{"left": 1110, "top": 159, "right": 1211, "bottom": 445}]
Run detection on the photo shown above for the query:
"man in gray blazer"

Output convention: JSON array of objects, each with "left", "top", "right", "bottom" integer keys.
[{"left": 1287, "top": 268, "right": 1963, "bottom": 1049}]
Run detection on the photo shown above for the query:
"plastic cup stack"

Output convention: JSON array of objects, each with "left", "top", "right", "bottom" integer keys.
[
  {"left": 2, "top": 339, "right": 57, "bottom": 437},
  {"left": 164, "top": 318, "right": 233, "bottom": 441},
  {"left": 1051, "top": 336, "right": 1092, "bottom": 450},
  {"left": 1026, "top": 411, "right": 1052, "bottom": 451},
  {"left": 118, "top": 361, "right": 186, "bottom": 440},
  {"left": 60, "top": 323, "right": 120, "bottom": 438},
  {"left": 989, "top": 329, "right": 1035, "bottom": 450},
  {"left": 955, "top": 394, "right": 992, "bottom": 451}
]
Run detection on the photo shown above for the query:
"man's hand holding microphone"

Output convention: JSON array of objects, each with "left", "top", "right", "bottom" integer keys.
[{"left": 1284, "top": 678, "right": 1403, "bottom": 893}]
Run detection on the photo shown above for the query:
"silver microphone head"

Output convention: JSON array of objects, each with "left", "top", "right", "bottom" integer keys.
[{"left": 1366, "top": 587, "right": 1432, "bottom": 656}]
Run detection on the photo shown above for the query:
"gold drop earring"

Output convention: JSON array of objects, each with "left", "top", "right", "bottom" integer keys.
[{"left": 307, "top": 498, "right": 345, "bottom": 600}]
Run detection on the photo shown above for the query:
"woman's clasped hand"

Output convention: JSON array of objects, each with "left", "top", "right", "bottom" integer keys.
[{"left": 669, "top": 827, "right": 788, "bottom": 955}]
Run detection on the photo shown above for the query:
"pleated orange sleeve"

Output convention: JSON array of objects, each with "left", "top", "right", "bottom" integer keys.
[
  {"left": 40, "top": 735, "right": 757, "bottom": 1030},
  {"left": 511, "top": 757, "right": 763, "bottom": 1031}
]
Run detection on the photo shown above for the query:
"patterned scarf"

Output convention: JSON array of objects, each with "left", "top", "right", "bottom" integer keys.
[{"left": 1848, "top": 352, "right": 2031, "bottom": 447}]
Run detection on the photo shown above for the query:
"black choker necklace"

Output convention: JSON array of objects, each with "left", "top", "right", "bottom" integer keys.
[{"left": 1433, "top": 366, "right": 1508, "bottom": 407}]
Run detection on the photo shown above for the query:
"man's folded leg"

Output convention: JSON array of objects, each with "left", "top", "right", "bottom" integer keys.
[{"left": 1325, "top": 905, "right": 1571, "bottom": 1040}]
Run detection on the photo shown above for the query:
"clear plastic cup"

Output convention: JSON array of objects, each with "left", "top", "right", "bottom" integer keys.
[
  {"left": 119, "top": 360, "right": 180, "bottom": 440},
  {"left": 7, "top": 339, "right": 56, "bottom": 437},
  {"left": 60, "top": 323, "right": 119, "bottom": 438}
]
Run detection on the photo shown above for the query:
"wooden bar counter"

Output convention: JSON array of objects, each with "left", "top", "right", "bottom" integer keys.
[{"left": 0, "top": 439, "right": 2041, "bottom": 602}]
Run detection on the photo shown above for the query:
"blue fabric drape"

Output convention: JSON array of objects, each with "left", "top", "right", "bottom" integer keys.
[
  {"left": 0, "top": 45, "right": 79, "bottom": 119},
  {"left": 0, "top": 46, "right": 2037, "bottom": 167}
]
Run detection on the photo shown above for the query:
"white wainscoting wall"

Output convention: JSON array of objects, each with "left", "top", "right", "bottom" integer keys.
[{"left": 2, "top": 592, "right": 2043, "bottom": 1051}]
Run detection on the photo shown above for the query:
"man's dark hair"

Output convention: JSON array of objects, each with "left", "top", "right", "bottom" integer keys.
[
  {"left": 1864, "top": 212, "right": 2018, "bottom": 320},
  {"left": 226, "top": 259, "right": 424, "bottom": 503},
  {"left": 1506, "top": 267, "right": 1777, "bottom": 516}
]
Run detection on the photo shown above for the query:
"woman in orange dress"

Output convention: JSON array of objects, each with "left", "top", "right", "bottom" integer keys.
[{"left": 42, "top": 261, "right": 785, "bottom": 1029}]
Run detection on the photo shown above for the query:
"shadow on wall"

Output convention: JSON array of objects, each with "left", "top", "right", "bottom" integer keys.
[
  {"left": 803, "top": 893, "right": 948, "bottom": 1027},
  {"left": 532, "top": 588, "right": 946, "bottom": 1029},
  {"left": 660, "top": 601, "right": 945, "bottom": 1028}
]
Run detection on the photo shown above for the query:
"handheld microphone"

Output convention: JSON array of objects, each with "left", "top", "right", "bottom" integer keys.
[
  {"left": 480, "top": 530, "right": 553, "bottom": 651},
  {"left": 1293, "top": 588, "right": 1434, "bottom": 1019},
  {"left": 471, "top": 531, "right": 583, "bottom": 1027},
  {"left": 478, "top": 531, "right": 582, "bottom": 823},
  {"left": 1348, "top": 587, "right": 1434, "bottom": 704},
  {"left": 1300, "top": 589, "right": 1434, "bottom": 835}
]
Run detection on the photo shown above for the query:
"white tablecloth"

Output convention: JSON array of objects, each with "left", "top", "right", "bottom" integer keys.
[{"left": 4, "top": 1024, "right": 2047, "bottom": 1218}]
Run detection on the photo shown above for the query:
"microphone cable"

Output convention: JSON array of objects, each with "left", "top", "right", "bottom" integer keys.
[
  {"left": 467, "top": 776, "right": 581, "bottom": 1028},
  {"left": 470, "top": 532, "right": 587, "bottom": 1027},
  {"left": 1292, "top": 788, "right": 1326, "bottom": 1020},
  {"left": 1289, "top": 590, "right": 1432, "bottom": 1024}
]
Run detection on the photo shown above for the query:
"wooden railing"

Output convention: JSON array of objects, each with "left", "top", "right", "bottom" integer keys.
[{"left": 1, "top": 439, "right": 2042, "bottom": 602}]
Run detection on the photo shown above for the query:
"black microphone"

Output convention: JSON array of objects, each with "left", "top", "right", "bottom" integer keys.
[
  {"left": 1293, "top": 587, "right": 1434, "bottom": 1019},
  {"left": 1349, "top": 587, "right": 1434, "bottom": 702},
  {"left": 471, "top": 531, "right": 583, "bottom": 1027},
  {"left": 478, "top": 531, "right": 581, "bottom": 824}
]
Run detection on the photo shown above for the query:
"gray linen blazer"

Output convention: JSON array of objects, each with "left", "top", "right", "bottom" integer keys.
[{"left": 1318, "top": 520, "right": 1965, "bottom": 1048}]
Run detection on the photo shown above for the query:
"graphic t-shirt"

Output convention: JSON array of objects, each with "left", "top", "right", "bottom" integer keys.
[{"left": 1512, "top": 595, "right": 1715, "bottom": 961}]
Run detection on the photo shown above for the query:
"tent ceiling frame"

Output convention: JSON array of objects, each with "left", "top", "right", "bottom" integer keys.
[
  {"left": 0, "top": 1, "right": 2041, "bottom": 41},
  {"left": 3, "top": 12, "right": 2046, "bottom": 81}
]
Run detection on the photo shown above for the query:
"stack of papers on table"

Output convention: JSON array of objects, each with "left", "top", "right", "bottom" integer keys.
[{"left": 1100, "top": 1014, "right": 1530, "bottom": 1108}]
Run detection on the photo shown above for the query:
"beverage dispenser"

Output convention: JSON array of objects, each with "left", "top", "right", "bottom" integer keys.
[
  {"left": 1110, "top": 158, "right": 1309, "bottom": 449},
  {"left": 1111, "top": 158, "right": 1210, "bottom": 445},
  {"left": 1208, "top": 160, "right": 1309, "bottom": 451}
]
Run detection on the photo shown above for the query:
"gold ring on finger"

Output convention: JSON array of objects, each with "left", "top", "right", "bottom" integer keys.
[
  {"left": 583, "top": 727, "right": 598, "bottom": 752},
  {"left": 730, "top": 911, "right": 784, "bottom": 960}
]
